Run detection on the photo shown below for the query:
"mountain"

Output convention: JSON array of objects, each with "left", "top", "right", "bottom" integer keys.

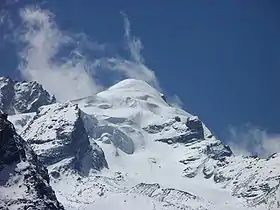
[
  {"left": 0, "top": 113, "right": 63, "bottom": 209},
  {"left": 1, "top": 77, "right": 280, "bottom": 210},
  {"left": 20, "top": 102, "right": 108, "bottom": 174},
  {"left": 0, "top": 77, "right": 55, "bottom": 115}
]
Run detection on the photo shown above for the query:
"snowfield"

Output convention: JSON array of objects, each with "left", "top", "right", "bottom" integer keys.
[{"left": 2, "top": 78, "right": 280, "bottom": 210}]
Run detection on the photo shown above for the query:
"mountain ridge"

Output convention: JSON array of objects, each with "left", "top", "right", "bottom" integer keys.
[
  {"left": 0, "top": 112, "right": 64, "bottom": 209},
  {"left": 1, "top": 77, "right": 280, "bottom": 210},
  {"left": 0, "top": 77, "right": 55, "bottom": 115}
]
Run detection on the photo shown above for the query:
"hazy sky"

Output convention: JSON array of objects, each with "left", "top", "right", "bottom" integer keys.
[{"left": 1, "top": 0, "right": 280, "bottom": 157}]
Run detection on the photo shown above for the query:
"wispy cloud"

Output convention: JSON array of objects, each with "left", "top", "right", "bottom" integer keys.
[
  {"left": 15, "top": 6, "right": 160, "bottom": 101},
  {"left": 121, "top": 11, "right": 144, "bottom": 64},
  {"left": 18, "top": 7, "right": 102, "bottom": 101},
  {"left": 227, "top": 124, "right": 280, "bottom": 158},
  {"left": 98, "top": 12, "right": 160, "bottom": 90},
  {"left": 168, "top": 94, "right": 184, "bottom": 108}
]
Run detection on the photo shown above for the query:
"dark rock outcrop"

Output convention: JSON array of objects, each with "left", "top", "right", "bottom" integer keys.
[
  {"left": 143, "top": 121, "right": 174, "bottom": 134},
  {"left": 0, "top": 77, "right": 55, "bottom": 115},
  {"left": 0, "top": 114, "right": 64, "bottom": 209},
  {"left": 145, "top": 117, "right": 205, "bottom": 144},
  {"left": 205, "top": 142, "right": 233, "bottom": 161},
  {"left": 185, "top": 116, "right": 204, "bottom": 140},
  {"left": 130, "top": 183, "right": 210, "bottom": 209}
]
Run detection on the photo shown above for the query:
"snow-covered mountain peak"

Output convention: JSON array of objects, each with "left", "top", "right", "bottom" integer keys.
[
  {"left": 107, "top": 78, "right": 156, "bottom": 92},
  {"left": 65, "top": 79, "right": 280, "bottom": 209},
  {"left": 2, "top": 78, "right": 280, "bottom": 209},
  {"left": 97, "top": 79, "right": 168, "bottom": 112},
  {"left": 0, "top": 77, "right": 56, "bottom": 115},
  {"left": 107, "top": 79, "right": 163, "bottom": 98}
]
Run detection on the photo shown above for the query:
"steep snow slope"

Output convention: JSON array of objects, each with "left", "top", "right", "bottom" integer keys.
[
  {"left": 0, "top": 77, "right": 55, "bottom": 115},
  {"left": 18, "top": 103, "right": 108, "bottom": 175},
  {"left": 0, "top": 116, "right": 63, "bottom": 209},
  {"left": 69, "top": 79, "right": 279, "bottom": 210},
  {"left": 8, "top": 112, "right": 36, "bottom": 134}
]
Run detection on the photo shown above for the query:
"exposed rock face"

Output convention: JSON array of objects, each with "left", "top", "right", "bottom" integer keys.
[
  {"left": 0, "top": 77, "right": 55, "bottom": 115},
  {"left": 20, "top": 103, "right": 108, "bottom": 174},
  {"left": 144, "top": 116, "right": 206, "bottom": 144},
  {"left": 0, "top": 77, "right": 14, "bottom": 114},
  {"left": 211, "top": 155, "right": 280, "bottom": 208},
  {"left": 0, "top": 114, "right": 64, "bottom": 210},
  {"left": 205, "top": 142, "right": 232, "bottom": 161},
  {"left": 130, "top": 183, "right": 211, "bottom": 210},
  {"left": 0, "top": 114, "right": 22, "bottom": 166},
  {"left": 185, "top": 116, "right": 204, "bottom": 140}
]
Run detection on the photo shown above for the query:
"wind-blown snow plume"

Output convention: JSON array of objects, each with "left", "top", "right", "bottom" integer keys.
[
  {"left": 122, "top": 12, "right": 144, "bottom": 64},
  {"left": 18, "top": 7, "right": 102, "bottom": 101},
  {"left": 228, "top": 124, "right": 280, "bottom": 158},
  {"left": 168, "top": 94, "right": 184, "bottom": 108},
  {"left": 17, "top": 6, "right": 159, "bottom": 101},
  {"left": 96, "top": 12, "right": 160, "bottom": 90}
]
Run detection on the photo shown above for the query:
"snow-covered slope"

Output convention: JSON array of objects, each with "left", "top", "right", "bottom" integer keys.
[
  {"left": 18, "top": 103, "right": 108, "bottom": 175},
  {"left": 2, "top": 78, "right": 280, "bottom": 210},
  {"left": 71, "top": 79, "right": 279, "bottom": 210},
  {"left": 0, "top": 116, "right": 63, "bottom": 209},
  {"left": 0, "top": 77, "right": 55, "bottom": 115}
]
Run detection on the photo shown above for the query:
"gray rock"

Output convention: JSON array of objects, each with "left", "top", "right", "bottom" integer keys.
[
  {"left": 205, "top": 142, "right": 233, "bottom": 161},
  {"left": 185, "top": 116, "right": 204, "bottom": 140},
  {"left": 0, "top": 116, "right": 64, "bottom": 209},
  {"left": 130, "top": 183, "right": 210, "bottom": 209},
  {"left": 0, "top": 77, "right": 55, "bottom": 115}
]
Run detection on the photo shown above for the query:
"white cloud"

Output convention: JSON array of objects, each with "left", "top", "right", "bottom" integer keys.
[
  {"left": 16, "top": 7, "right": 160, "bottom": 101},
  {"left": 18, "top": 7, "right": 102, "bottom": 101},
  {"left": 95, "top": 58, "right": 159, "bottom": 90},
  {"left": 227, "top": 124, "right": 280, "bottom": 158},
  {"left": 98, "top": 12, "right": 160, "bottom": 90},
  {"left": 121, "top": 12, "right": 144, "bottom": 64},
  {"left": 168, "top": 94, "right": 184, "bottom": 108}
]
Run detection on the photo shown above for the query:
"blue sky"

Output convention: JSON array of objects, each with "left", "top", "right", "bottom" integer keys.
[{"left": 1, "top": 0, "right": 280, "bottom": 156}]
